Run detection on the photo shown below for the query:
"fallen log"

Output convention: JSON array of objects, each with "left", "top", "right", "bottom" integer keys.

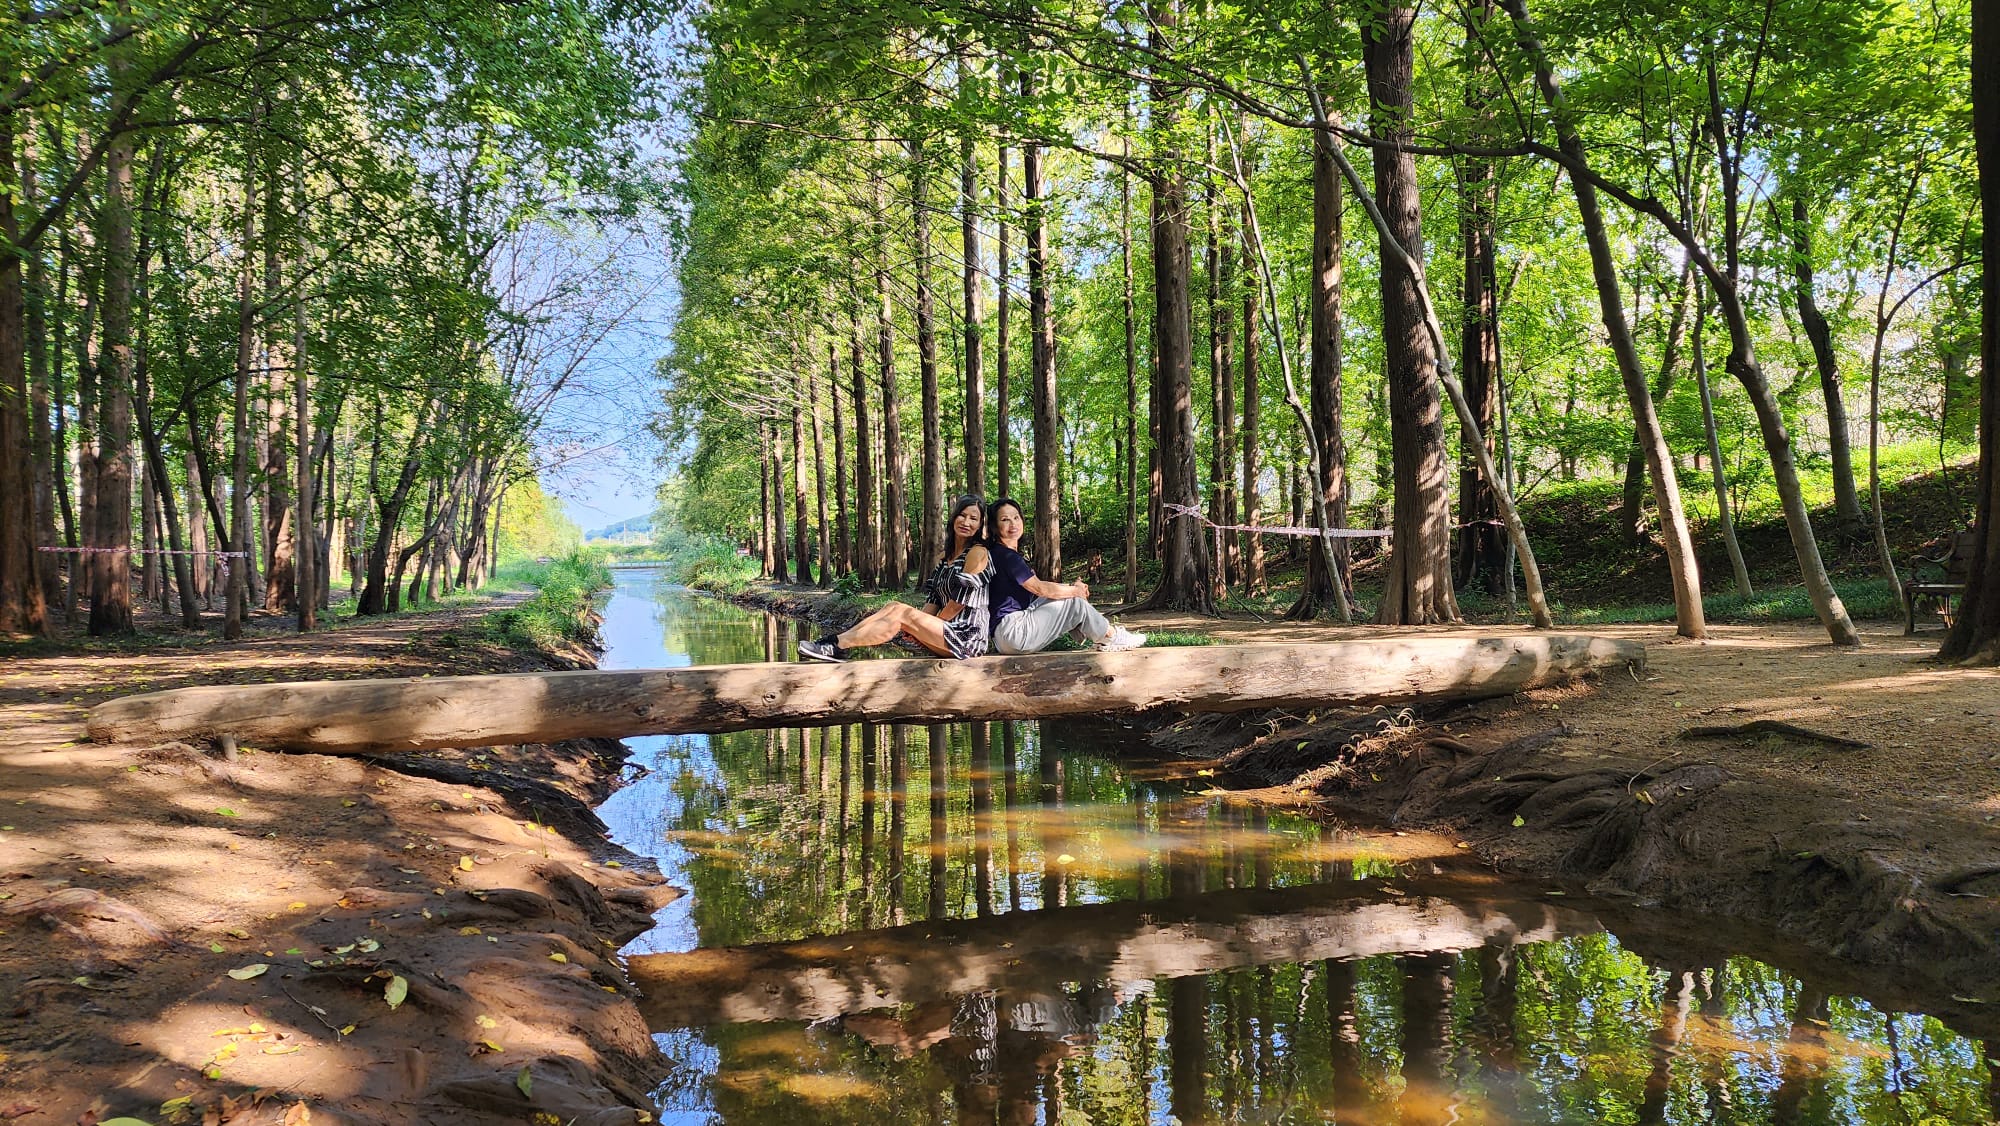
[
  {"left": 87, "top": 635, "right": 1644, "bottom": 755},
  {"left": 627, "top": 877, "right": 1593, "bottom": 1027}
]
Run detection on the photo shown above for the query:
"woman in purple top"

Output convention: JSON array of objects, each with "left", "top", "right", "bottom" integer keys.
[{"left": 984, "top": 498, "right": 1146, "bottom": 655}]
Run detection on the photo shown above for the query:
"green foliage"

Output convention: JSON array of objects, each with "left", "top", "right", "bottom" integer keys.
[
  {"left": 483, "top": 551, "right": 613, "bottom": 653},
  {"left": 658, "top": 529, "right": 760, "bottom": 595}
]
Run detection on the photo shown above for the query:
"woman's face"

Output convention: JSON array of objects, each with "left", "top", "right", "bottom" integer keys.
[
  {"left": 993, "top": 505, "right": 1025, "bottom": 547},
  {"left": 951, "top": 504, "right": 983, "bottom": 544}
]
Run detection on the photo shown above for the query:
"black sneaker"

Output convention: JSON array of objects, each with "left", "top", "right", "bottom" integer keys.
[{"left": 798, "top": 637, "right": 849, "bottom": 663}]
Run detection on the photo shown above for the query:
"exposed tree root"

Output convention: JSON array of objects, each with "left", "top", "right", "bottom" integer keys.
[{"left": 1677, "top": 720, "right": 1871, "bottom": 749}]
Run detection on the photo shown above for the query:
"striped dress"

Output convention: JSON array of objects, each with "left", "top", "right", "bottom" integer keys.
[{"left": 922, "top": 549, "right": 993, "bottom": 659}]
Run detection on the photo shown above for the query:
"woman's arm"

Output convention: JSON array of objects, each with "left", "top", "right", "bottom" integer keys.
[{"left": 1023, "top": 575, "right": 1089, "bottom": 601}]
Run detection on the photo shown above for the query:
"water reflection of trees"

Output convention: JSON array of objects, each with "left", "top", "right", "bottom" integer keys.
[{"left": 643, "top": 714, "right": 1993, "bottom": 1124}]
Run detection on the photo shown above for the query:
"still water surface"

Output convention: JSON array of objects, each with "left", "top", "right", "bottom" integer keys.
[{"left": 594, "top": 567, "right": 1997, "bottom": 1125}]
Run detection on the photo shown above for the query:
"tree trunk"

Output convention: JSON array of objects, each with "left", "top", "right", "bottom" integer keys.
[
  {"left": 1205, "top": 155, "right": 1229, "bottom": 601},
  {"left": 850, "top": 315, "right": 878, "bottom": 589},
  {"left": 996, "top": 144, "right": 1012, "bottom": 502},
  {"left": 809, "top": 355, "right": 832, "bottom": 586},
  {"left": 1240, "top": 189, "right": 1265, "bottom": 597},
  {"left": 875, "top": 173, "right": 909, "bottom": 589},
  {"left": 829, "top": 342, "right": 850, "bottom": 578},
  {"left": 0, "top": 108, "right": 51, "bottom": 635},
  {"left": 1364, "top": 7, "right": 1458, "bottom": 626},
  {"left": 791, "top": 393, "right": 809, "bottom": 584},
  {"left": 23, "top": 132, "right": 62, "bottom": 616},
  {"left": 910, "top": 139, "right": 945, "bottom": 572},
  {"left": 262, "top": 254, "right": 295, "bottom": 615},
  {"left": 961, "top": 131, "right": 986, "bottom": 497},
  {"left": 1691, "top": 290, "right": 1755, "bottom": 598},
  {"left": 89, "top": 101, "right": 137, "bottom": 636},
  {"left": 1122, "top": 151, "right": 1141, "bottom": 604},
  {"left": 1134, "top": 2, "right": 1211, "bottom": 613},
  {"left": 1290, "top": 116, "right": 1352, "bottom": 620},
  {"left": 1940, "top": 0, "right": 1998, "bottom": 663},
  {"left": 1456, "top": 21, "right": 1506, "bottom": 596},
  {"left": 134, "top": 347, "right": 200, "bottom": 628},
  {"left": 1788, "top": 194, "right": 1862, "bottom": 525},
  {"left": 294, "top": 279, "right": 316, "bottom": 631},
  {"left": 1502, "top": 0, "right": 1706, "bottom": 637},
  {"left": 90, "top": 634, "right": 1647, "bottom": 752},
  {"left": 1619, "top": 263, "right": 1694, "bottom": 545},
  {"left": 1022, "top": 88, "right": 1062, "bottom": 579}
]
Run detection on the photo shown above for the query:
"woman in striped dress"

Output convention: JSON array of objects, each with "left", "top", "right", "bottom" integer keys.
[{"left": 798, "top": 495, "right": 992, "bottom": 662}]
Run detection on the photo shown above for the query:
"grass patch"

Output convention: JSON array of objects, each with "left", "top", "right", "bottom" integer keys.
[
  {"left": 482, "top": 550, "right": 614, "bottom": 653},
  {"left": 1555, "top": 578, "right": 1902, "bottom": 626},
  {"left": 658, "top": 530, "right": 758, "bottom": 595}
]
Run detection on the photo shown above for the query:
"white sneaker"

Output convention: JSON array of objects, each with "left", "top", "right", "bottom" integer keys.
[{"left": 1097, "top": 625, "right": 1148, "bottom": 652}]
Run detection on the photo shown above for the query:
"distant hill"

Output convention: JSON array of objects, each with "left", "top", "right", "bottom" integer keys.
[{"left": 584, "top": 514, "right": 653, "bottom": 542}]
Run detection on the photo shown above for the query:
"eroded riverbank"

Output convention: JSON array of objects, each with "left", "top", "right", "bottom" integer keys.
[{"left": 0, "top": 592, "right": 677, "bottom": 1122}]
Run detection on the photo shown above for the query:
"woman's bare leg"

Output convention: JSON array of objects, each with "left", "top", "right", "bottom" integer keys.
[{"left": 836, "top": 602, "right": 955, "bottom": 657}]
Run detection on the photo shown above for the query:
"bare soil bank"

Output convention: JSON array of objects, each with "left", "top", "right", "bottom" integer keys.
[
  {"left": 736, "top": 580, "right": 2000, "bottom": 1034},
  {"left": 0, "top": 598, "right": 676, "bottom": 1124}
]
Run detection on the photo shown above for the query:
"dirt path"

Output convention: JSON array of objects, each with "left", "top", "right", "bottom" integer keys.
[{"left": 0, "top": 599, "right": 674, "bottom": 1125}]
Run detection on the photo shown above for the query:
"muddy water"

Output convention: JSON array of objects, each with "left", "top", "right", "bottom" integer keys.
[{"left": 593, "top": 567, "right": 1998, "bottom": 1125}]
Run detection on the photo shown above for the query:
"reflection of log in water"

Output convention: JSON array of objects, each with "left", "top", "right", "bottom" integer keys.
[{"left": 629, "top": 879, "right": 1590, "bottom": 1028}]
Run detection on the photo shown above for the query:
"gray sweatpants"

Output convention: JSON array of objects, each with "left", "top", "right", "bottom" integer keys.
[{"left": 993, "top": 596, "right": 1112, "bottom": 655}]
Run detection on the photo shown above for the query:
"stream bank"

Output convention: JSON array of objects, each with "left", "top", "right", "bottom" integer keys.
[{"left": 0, "top": 580, "right": 677, "bottom": 1123}]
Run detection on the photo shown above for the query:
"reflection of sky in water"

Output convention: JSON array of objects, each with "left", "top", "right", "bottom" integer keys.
[{"left": 593, "top": 568, "right": 1997, "bottom": 1125}]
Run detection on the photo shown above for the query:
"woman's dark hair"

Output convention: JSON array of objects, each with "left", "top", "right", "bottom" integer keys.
[{"left": 944, "top": 493, "right": 987, "bottom": 560}]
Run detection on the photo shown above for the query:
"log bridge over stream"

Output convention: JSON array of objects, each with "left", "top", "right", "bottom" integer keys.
[{"left": 86, "top": 634, "right": 1643, "bottom": 754}]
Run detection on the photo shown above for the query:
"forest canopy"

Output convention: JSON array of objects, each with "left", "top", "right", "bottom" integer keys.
[{"left": 651, "top": 0, "right": 1989, "bottom": 648}]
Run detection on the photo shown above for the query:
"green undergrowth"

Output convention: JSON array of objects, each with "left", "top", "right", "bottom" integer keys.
[
  {"left": 482, "top": 551, "right": 614, "bottom": 654},
  {"left": 659, "top": 530, "right": 758, "bottom": 595},
  {"left": 1546, "top": 578, "right": 1902, "bottom": 626}
]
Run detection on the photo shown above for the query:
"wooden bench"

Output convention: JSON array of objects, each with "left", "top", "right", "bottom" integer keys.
[{"left": 1903, "top": 531, "right": 1977, "bottom": 635}]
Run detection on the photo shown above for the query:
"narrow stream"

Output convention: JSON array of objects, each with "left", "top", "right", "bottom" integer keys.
[{"left": 593, "top": 566, "right": 1997, "bottom": 1125}]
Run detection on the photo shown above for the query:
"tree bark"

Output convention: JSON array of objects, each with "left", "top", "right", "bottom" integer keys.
[
  {"left": 1501, "top": 0, "right": 1707, "bottom": 637},
  {"left": 791, "top": 391, "right": 809, "bottom": 585},
  {"left": 875, "top": 172, "right": 909, "bottom": 589},
  {"left": 1133, "top": 2, "right": 1211, "bottom": 613},
  {"left": 1691, "top": 286, "right": 1755, "bottom": 598},
  {"left": 1364, "top": 8, "right": 1458, "bottom": 626},
  {"left": 1787, "top": 193, "right": 1862, "bottom": 524},
  {"left": 0, "top": 107, "right": 51, "bottom": 635},
  {"left": 849, "top": 315, "right": 877, "bottom": 588},
  {"left": 89, "top": 634, "right": 1646, "bottom": 752},
  {"left": 809, "top": 355, "right": 832, "bottom": 587},
  {"left": 1022, "top": 85, "right": 1062, "bottom": 579},
  {"left": 1940, "top": 0, "right": 1998, "bottom": 663},
  {"left": 911, "top": 139, "right": 945, "bottom": 571},
  {"left": 88, "top": 95, "right": 137, "bottom": 635},
  {"left": 1122, "top": 150, "right": 1141, "bottom": 604},
  {"left": 757, "top": 419, "right": 774, "bottom": 579},
  {"left": 22, "top": 130, "right": 62, "bottom": 616},
  {"left": 961, "top": 131, "right": 986, "bottom": 497},
  {"left": 1240, "top": 187, "right": 1264, "bottom": 597},
  {"left": 1619, "top": 264, "right": 1694, "bottom": 544},
  {"left": 1289, "top": 114, "right": 1352, "bottom": 620},
  {"left": 1456, "top": 13, "right": 1506, "bottom": 596},
  {"left": 996, "top": 144, "right": 1012, "bottom": 502}
]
